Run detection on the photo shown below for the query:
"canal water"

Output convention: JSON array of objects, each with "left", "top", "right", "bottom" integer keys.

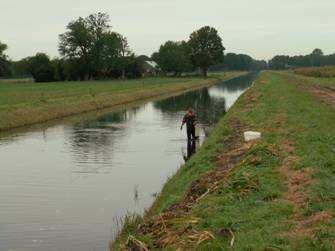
[{"left": 0, "top": 73, "right": 257, "bottom": 251}]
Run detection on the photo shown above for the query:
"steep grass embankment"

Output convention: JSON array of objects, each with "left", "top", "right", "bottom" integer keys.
[
  {"left": 114, "top": 71, "right": 334, "bottom": 250},
  {"left": 0, "top": 72, "right": 243, "bottom": 131}
]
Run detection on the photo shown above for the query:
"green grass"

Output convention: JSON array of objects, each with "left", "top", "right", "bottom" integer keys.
[
  {"left": 295, "top": 66, "right": 335, "bottom": 78},
  {"left": 0, "top": 72, "right": 244, "bottom": 131},
  {"left": 114, "top": 71, "right": 335, "bottom": 250},
  {"left": 282, "top": 70, "right": 335, "bottom": 88}
]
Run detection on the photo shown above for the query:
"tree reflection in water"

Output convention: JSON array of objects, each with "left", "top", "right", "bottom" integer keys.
[
  {"left": 182, "top": 139, "right": 197, "bottom": 162},
  {"left": 66, "top": 109, "right": 132, "bottom": 174},
  {"left": 213, "top": 72, "right": 258, "bottom": 93},
  {"left": 153, "top": 72, "right": 258, "bottom": 161},
  {"left": 153, "top": 87, "right": 226, "bottom": 127},
  {"left": 65, "top": 72, "right": 258, "bottom": 170},
  {"left": 154, "top": 87, "right": 226, "bottom": 162}
]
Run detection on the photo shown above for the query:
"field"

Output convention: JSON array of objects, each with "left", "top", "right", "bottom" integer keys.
[
  {"left": 114, "top": 71, "right": 335, "bottom": 250},
  {"left": 295, "top": 66, "right": 335, "bottom": 78},
  {"left": 0, "top": 72, "right": 244, "bottom": 131}
]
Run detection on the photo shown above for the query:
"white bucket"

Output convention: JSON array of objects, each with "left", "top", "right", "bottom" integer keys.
[{"left": 244, "top": 131, "right": 261, "bottom": 142}]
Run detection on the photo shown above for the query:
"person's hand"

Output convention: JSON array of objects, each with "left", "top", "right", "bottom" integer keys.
[{"left": 180, "top": 125, "right": 183, "bottom": 130}]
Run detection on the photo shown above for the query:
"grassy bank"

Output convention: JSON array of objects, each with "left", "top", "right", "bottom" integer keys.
[
  {"left": 0, "top": 72, "right": 243, "bottom": 131},
  {"left": 114, "top": 71, "right": 334, "bottom": 250}
]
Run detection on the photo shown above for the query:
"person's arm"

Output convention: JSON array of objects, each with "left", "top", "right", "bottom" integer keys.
[{"left": 192, "top": 114, "right": 197, "bottom": 126}]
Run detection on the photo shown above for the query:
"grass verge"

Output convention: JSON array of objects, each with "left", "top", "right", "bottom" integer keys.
[
  {"left": 113, "top": 71, "right": 335, "bottom": 250},
  {"left": 0, "top": 72, "right": 244, "bottom": 131}
]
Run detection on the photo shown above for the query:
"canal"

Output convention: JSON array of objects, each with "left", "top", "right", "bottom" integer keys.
[{"left": 0, "top": 73, "right": 257, "bottom": 250}]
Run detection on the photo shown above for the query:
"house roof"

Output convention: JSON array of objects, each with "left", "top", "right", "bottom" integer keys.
[{"left": 145, "top": 60, "right": 158, "bottom": 68}]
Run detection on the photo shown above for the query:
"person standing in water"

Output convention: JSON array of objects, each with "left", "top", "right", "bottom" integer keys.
[
  {"left": 181, "top": 107, "right": 198, "bottom": 140},
  {"left": 182, "top": 139, "right": 196, "bottom": 162}
]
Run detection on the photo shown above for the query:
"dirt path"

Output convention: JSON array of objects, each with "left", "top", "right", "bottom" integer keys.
[
  {"left": 279, "top": 130, "right": 333, "bottom": 241},
  {"left": 299, "top": 84, "right": 335, "bottom": 108}
]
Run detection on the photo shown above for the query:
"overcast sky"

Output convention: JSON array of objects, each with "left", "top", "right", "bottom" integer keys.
[{"left": 0, "top": 0, "right": 334, "bottom": 60}]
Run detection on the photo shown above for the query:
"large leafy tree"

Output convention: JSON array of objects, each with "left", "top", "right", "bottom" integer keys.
[
  {"left": 87, "top": 12, "right": 111, "bottom": 77},
  {"left": 100, "top": 32, "right": 130, "bottom": 78},
  {"left": 188, "top": 26, "right": 225, "bottom": 76},
  {"left": 0, "top": 41, "right": 11, "bottom": 77},
  {"left": 312, "top": 48, "right": 323, "bottom": 56},
  {"left": 59, "top": 17, "right": 94, "bottom": 79},
  {"left": 119, "top": 34, "right": 131, "bottom": 79},
  {"left": 59, "top": 12, "right": 128, "bottom": 80},
  {"left": 153, "top": 40, "right": 192, "bottom": 76},
  {"left": 0, "top": 41, "right": 7, "bottom": 56},
  {"left": 310, "top": 48, "right": 324, "bottom": 67}
]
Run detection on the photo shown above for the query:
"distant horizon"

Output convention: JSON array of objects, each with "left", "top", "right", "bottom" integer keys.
[{"left": 1, "top": 0, "right": 334, "bottom": 61}]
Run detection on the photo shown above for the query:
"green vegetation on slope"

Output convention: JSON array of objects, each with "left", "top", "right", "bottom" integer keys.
[
  {"left": 0, "top": 72, "right": 243, "bottom": 131},
  {"left": 115, "top": 71, "right": 334, "bottom": 250}
]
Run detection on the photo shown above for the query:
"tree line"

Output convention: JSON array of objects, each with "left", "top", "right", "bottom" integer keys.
[
  {"left": 1, "top": 13, "right": 146, "bottom": 82},
  {"left": 268, "top": 49, "right": 335, "bottom": 70},
  {"left": 210, "top": 53, "right": 267, "bottom": 72},
  {"left": 1, "top": 12, "right": 335, "bottom": 82},
  {"left": 1, "top": 12, "right": 229, "bottom": 81},
  {"left": 0, "top": 13, "right": 227, "bottom": 81},
  {"left": 152, "top": 26, "right": 225, "bottom": 76},
  {"left": 150, "top": 28, "right": 269, "bottom": 75}
]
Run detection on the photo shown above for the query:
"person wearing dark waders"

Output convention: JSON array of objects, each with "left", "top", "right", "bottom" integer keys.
[{"left": 181, "top": 108, "right": 198, "bottom": 141}]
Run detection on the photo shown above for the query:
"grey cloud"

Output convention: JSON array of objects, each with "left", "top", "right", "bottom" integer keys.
[{"left": 0, "top": 0, "right": 334, "bottom": 60}]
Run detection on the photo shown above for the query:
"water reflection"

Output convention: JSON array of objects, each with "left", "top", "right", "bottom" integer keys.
[
  {"left": 182, "top": 139, "right": 197, "bottom": 162},
  {"left": 215, "top": 72, "right": 258, "bottom": 93},
  {"left": 154, "top": 88, "right": 226, "bottom": 126},
  {"left": 65, "top": 109, "right": 133, "bottom": 174},
  {"left": 209, "top": 72, "right": 258, "bottom": 109},
  {"left": 65, "top": 73, "right": 258, "bottom": 175},
  {"left": 133, "top": 185, "right": 139, "bottom": 205}
]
